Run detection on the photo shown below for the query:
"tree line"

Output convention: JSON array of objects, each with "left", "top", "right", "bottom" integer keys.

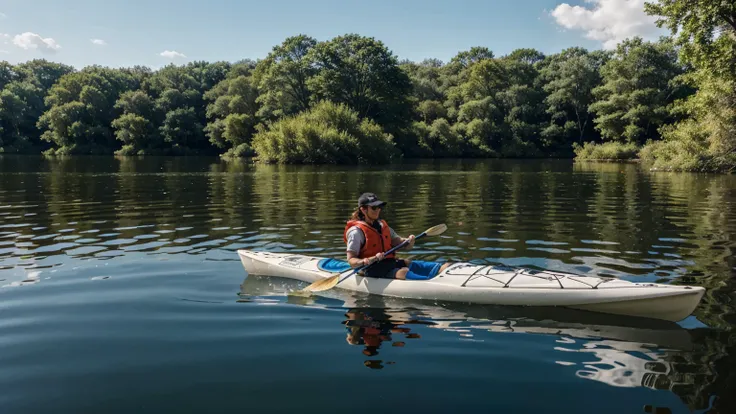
[{"left": 0, "top": 0, "right": 733, "bottom": 172}]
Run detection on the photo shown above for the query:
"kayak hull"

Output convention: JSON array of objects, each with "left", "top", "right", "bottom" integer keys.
[{"left": 236, "top": 250, "right": 705, "bottom": 322}]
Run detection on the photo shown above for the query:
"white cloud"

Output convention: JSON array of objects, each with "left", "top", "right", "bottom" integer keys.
[
  {"left": 159, "top": 50, "right": 186, "bottom": 59},
  {"left": 91, "top": 38, "right": 106, "bottom": 46},
  {"left": 0, "top": 12, "right": 6, "bottom": 19},
  {"left": 551, "top": 0, "right": 663, "bottom": 49},
  {"left": 12, "top": 32, "right": 61, "bottom": 53}
]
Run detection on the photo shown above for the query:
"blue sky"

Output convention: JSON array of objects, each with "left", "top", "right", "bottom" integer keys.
[{"left": 0, "top": 0, "right": 665, "bottom": 69}]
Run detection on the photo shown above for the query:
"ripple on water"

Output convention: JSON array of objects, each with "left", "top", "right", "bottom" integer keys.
[{"left": 0, "top": 158, "right": 733, "bottom": 413}]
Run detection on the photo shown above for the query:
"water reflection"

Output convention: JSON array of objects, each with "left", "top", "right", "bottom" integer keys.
[
  {"left": 240, "top": 274, "right": 694, "bottom": 387},
  {"left": 236, "top": 270, "right": 731, "bottom": 411},
  {"left": 344, "top": 307, "right": 427, "bottom": 369}
]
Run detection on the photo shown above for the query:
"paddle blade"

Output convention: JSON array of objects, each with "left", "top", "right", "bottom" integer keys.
[
  {"left": 424, "top": 223, "right": 447, "bottom": 237},
  {"left": 287, "top": 289, "right": 314, "bottom": 298},
  {"left": 298, "top": 274, "right": 340, "bottom": 293}
]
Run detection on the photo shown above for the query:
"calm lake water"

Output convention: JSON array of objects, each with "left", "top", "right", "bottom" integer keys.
[{"left": 0, "top": 155, "right": 734, "bottom": 414}]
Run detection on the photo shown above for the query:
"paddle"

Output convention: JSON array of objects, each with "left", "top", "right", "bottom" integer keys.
[{"left": 293, "top": 223, "right": 447, "bottom": 295}]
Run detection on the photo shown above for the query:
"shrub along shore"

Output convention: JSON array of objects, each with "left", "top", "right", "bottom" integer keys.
[{"left": 1, "top": 3, "right": 734, "bottom": 172}]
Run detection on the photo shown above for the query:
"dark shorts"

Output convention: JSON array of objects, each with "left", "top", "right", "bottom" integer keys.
[
  {"left": 362, "top": 258, "right": 408, "bottom": 279},
  {"left": 361, "top": 259, "right": 444, "bottom": 280}
]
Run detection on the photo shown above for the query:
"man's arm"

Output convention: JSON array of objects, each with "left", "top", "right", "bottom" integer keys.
[
  {"left": 346, "top": 227, "right": 373, "bottom": 267},
  {"left": 390, "top": 227, "right": 415, "bottom": 250},
  {"left": 346, "top": 250, "right": 366, "bottom": 267}
]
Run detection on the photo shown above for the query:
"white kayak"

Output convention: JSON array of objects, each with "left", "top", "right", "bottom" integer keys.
[{"left": 236, "top": 250, "right": 706, "bottom": 322}]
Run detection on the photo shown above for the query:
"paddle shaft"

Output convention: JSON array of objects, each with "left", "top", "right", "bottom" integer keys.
[{"left": 339, "top": 230, "right": 428, "bottom": 283}]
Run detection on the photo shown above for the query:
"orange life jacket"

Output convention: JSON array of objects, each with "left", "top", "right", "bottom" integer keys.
[
  {"left": 343, "top": 219, "right": 396, "bottom": 259},
  {"left": 363, "top": 327, "right": 383, "bottom": 347}
]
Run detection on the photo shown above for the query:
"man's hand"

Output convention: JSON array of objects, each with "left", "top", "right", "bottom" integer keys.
[
  {"left": 404, "top": 235, "right": 416, "bottom": 249},
  {"left": 363, "top": 252, "right": 385, "bottom": 266}
]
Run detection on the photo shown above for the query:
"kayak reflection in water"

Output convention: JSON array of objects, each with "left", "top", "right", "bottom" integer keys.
[
  {"left": 343, "top": 308, "right": 424, "bottom": 368},
  {"left": 344, "top": 192, "right": 452, "bottom": 280}
]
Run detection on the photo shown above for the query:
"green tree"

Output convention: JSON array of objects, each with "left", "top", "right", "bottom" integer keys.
[
  {"left": 0, "top": 81, "right": 44, "bottom": 151},
  {"left": 450, "top": 51, "right": 546, "bottom": 157},
  {"left": 306, "top": 34, "right": 413, "bottom": 134},
  {"left": 38, "top": 66, "right": 139, "bottom": 154},
  {"left": 130, "top": 61, "right": 231, "bottom": 154},
  {"left": 111, "top": 90, "right": 159, "bottom": 154},
  {"left": 400, "top": 58, "right": 447, "bottom": 103},
  {"left": 639, "top": 0, "right": 736, "bottom": 172},
  {"left": 417, "top": 100, "right": 447, "bottom": 123},
  {"left": 251, "top": 100, "right": 398, "bottom": 164},
  {"left": 588, "top": 37, "right": 689, "bottom": 145},
  {"left": 254, "top": 35, "right": 316, "bottom": 121},
  {"left": 428, "top": 118, "right": 462, "bottom": 157},
  {"left": 497, "top": 50, "right": 547, "bottom": 155},
  {"left": 159, "top": 107, "right": 204, "bottom": 151},
  {"left": 15, "top": 59, "right": 75, "bottom": 91},
  {"left": 645, "top": 0, "right": 736, "bottom": 78},
  {"left": 540, "top": 48, "right": 609, "bottom": 147},
  {"left": 0, "top": 62, "right": 18, "bottom": 90},
  {"left": 121, "top": 65, "right": 154, "bottom": 85},
  {"left": 442, "top": 47, "right": 495, "bottom": 119},
  {"left": 449, "top": 46, "right": 495, "bottom": 71},
  {"left": 204, "top": 63, "right": 260, "bottom": 157},
  {"left": 0, "top": 60, "right": 74, "bottom": 153}
]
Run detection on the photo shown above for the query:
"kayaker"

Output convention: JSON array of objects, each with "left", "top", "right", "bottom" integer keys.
[{"left": 344, "top": 192, "right": 449, "bottom": 280}]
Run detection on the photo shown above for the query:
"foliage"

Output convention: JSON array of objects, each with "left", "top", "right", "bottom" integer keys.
[
  {"left": 0, "top": 25, "right": 732, "bottom": 170},
  {"left": 588, "top": 37, "right": 691, "bottom": 145},
  {"left": 645, "top": 0, "right": 736, "bottom": 79},
  {"left": 306, "top": 34, "right": 413, "bottom": 137},
  {"left": 251, "top": 101, "right": 399, "bottom": 164},
  {"left": 110, "top": 90, "right": 161, "bottom": 155},
  {"left": 573, "top": 141, "right": 640, "bottom": 160},
  {"left": 0, "top": 60, "right": 74, "bottom": 152},
  {"left": 639, "top": 70, "right": 736, "bottom": 172},
  {"left": 540, "top": 48, "right": 609, "bottom": 148},
  {"left": 38, "top": 66, "right": 139, "bottom": 154},
  {"left": 639, "top": 0, "right": 736, "bottom": 173},
  {"left": 254, "top": 35, "right": 316, "bottom": 121},
  {"left": 204, "top": 64, "right": 259, "bottom": 155}
]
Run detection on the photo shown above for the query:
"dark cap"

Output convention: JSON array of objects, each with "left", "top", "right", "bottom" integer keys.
[{"left": 358, "top": 192, "right": 387, "bottom": 207}]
